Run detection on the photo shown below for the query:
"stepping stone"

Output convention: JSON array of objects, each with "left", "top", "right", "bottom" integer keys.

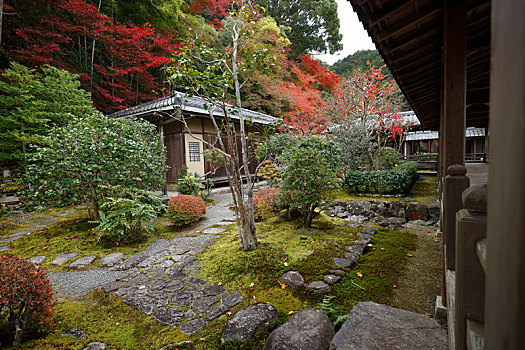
[
  {"left": 323, "top": 274, "right": 342, "bottom": 285},
  {"left": 203, "top": 284, "right": 226, "bottom": 296},
  {"left": 61, "top": 328, "right": 87, "bottom": 339},
  {"left": 52, "top": 252, "right": 79, "bottom": 265},
  {"left": 164, "top": 280, "right": 184, "bottom": 292},
  {"left": 152, "top": 306, "right": 184, "bottom": 327},
  {"left": 264, "top": 308, "right": 334, "bottom": 350},
  {"left": 216, "top": 221, "right": 235, "bottom": 226},
  {"left": 69, "top": 255, "right": 97, "bottom": 268},
  {"left": 100, "top": 253, "right": 124, "bottom": 267},
  {"left": 356, "top": 232, "right": 373, "bottom": 244},
  {"left": 180, "top": 318, "right": 207, "bottom": 336},
  {"left": 330, "top": 269, "right": 346, "bottom": 276},
  {"left": 201, "top": 227, "right": 226, "bottom": 234},
  {"left": 222, "top": 303, "right": 278, "bottom": 342},
  {"left": 28, "top": 256, "right": 46, "bottom": 265},
  {"left": 221, "top": 292, "right": 243, "bottom": 308},
  {"left": 137, "top": 254, "right": 166, "bottom": 268},
  {"left": 101, "top": 281, "right": 124, "bottom": 293},
  {"left": 330, "top": 302, "right": 447, "bottom": 349},
  {"left": 185, "top": 309, "right": 196, "bottom": 320},
  {"left": 279, "top": 271, "right": 305, "bottom": 288},
  {"left": 207, "top": 303, "right": 229, "bottom": 320},
  {"left": 0, "top": 246, "right": 9, "bottom": 253},
  {"left": 83, "top": 342, "right": 106, "bottom": 350},
  {"left": 192, "top": 296, "right": 217, "bottom": 313},
  {"left": 170, "top": 291, "right": 192, "bottom": 307},
  {"left": 306, "top": 281, "right": 332, "bottom": 294},
  {"left": 54, "top": 209, "right": 76, "bottom": 217},
  {"left": 335, "top": 258, "right": 353, "bottom": 269},
  {"left": 122, "top": 294, "right": 156, "bottom": 314},
  {"left": 113, "top": 254, "right": 147, "bottom": 270},
  {"left": 363, "top": 227, "right": 379, "bottom": 235}
]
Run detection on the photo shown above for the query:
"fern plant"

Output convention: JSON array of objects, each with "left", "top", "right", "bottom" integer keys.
[{"left": 318, "top": 295, "right": 348, "bottom": 326}]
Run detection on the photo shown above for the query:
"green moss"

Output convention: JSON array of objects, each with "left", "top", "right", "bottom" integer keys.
[
  {"left": 411, "top": 174, "right": 438, "bottom": 205},
  {"left": 5, "top": 214, "right": 192, "bottom": 272}
]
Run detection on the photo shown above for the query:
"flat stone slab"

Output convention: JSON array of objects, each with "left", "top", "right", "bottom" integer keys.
[
  {"left": 152, "top": 306, "right": 184, "bottom": 327},
  {"left": 263, "top": 308, "right": 334, "bottom": 350},
  {"left": 323, "top": 274, "right": 342, "bottom": 285},
  {"left": 28, "top": 256, "right": 46, "bottom": 265},
  {"left": 201, "top": 227, "right": 226, "bottom": 234},
  {"left": 335, "top": 258, "right": 354, "bottom": 269},
  {"left": 0, "top": 246, "right": 10, "bottom": 252},
  {"left": 306, "top": 281, "right": 331, "bottom": 293},
  {"left": 221, "top": 292, "right": 243, "bottom": 308},
  {"left": 113, "top": 254, "right": 147, "bottom": 270},
  {"left": 222, "top": 303, "right": 278, "bottom": 342},
  {"left": 52, "top": 252, "right": 79, "bottom": 265},
  {"left": 180, "top": 318, "right": 207, "bottom": 336},
  {"left": 83, "top": 342, "right": 106, "bottom": 350},
  {"left": 362, "top": 227, "right": 379, "bottom": 235},
  {"left": 330, "top": 269, "right": 346, "bottom": 276},
  {"left": 69, "top": 255, "right": 97, "bottom": 268},
  {"left": 330, "top": 302, "right": 447, "bottom": 350},
  {"left": 279, "top": 271, "right": 305, "bottom": 288},
  {"left": 100, "top": 253, "right": 124, "bottom": 267},
  {"left": 215, "top": 221, "right": 235, "bottom": 226}
]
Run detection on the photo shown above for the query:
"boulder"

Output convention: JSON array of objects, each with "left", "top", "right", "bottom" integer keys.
[
  {"left": 306, "top": 281, "right": 331, "bottom": 294},
  {"left": 387, "top": 201, "right": 405, "bottom": 218},
  {"left": 427, "top": 203, "right": 440, "bottom": 224},
  {"left": 263, "top": 308, "right": 334, "bottom": 350},
  {"left": 83, "top": 342, "right": 106, "bottom": 350},
  {"left": 380, "top": 217, "right": 406, "bottom": 228},
  {"left": 279, "top": 271, "right": 305, "bottom": 288},
  {"left": 222, "top": 303, "right": 278, "bottom": 342},
  {"left": 405, "top": 202, "right": 428, "bottom": 221},
  {"left": 330, "top": 302, "right": 447, "bottom": 349},
  {"left": 344, "top": 215, "right": 367, "bottom": 224}
]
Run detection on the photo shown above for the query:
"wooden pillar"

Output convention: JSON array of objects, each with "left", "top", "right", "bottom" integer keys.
[
  {"left": 485, "top": 0, "right": 525, "bottom": 348},
  {"left": 158, "top": 124, "right": 168, "bottom": 196}
]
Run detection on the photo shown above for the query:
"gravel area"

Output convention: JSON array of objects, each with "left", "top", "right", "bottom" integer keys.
[{"left": 49, "top": 269, "right": 125, "bottom": 300}]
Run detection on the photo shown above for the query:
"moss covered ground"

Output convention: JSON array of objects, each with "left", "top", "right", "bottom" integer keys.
[{"left": 4, "top": 174, "right": 441, "bottom": 349}]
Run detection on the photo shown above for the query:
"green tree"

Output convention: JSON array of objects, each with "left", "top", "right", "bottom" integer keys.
[
  {"left": 168, "top": 4, "right": 287, "bottom": 251},
  {"left": 257, "top": 0, "right": 342, "bottom": 55},
  {"left": 331, "top": 49, "right": 384, "bottom": 75},
  {"left": 22, "top": 114, "right": 167, "bottom": 220},
  {"left": 280, "top": 140, "right": 339, "bottom": 227},
  {"left": 0, "top": 62, "right": 96, "bottom": 168}
]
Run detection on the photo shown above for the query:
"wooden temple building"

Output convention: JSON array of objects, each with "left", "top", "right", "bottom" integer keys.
[
  {"left": 348, "top": 0, "right": 524, "bottom": 348},
  {"left": 108, "top": 92, "right": 277, "bottom": 187}
]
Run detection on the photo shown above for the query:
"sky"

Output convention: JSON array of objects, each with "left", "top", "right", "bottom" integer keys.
[{"left": 315, "top": 0, "right": 376, "bottom": 65}]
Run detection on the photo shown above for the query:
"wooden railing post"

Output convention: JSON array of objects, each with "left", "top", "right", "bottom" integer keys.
[
  {"left": 455, "top": 184, "right": 487, "bottom": 350},
  {"left": 443, "top": 164, "right": 470, "bottom": 270}
]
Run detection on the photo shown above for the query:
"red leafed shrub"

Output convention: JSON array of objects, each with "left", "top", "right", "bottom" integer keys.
[
  {"left": 0, "top": 255, "right": 54, "bottom": 347},
  {"left": 167, "top": 195, "right": 206, "bottom": 226},
  {"left": 251, "top": 188, "right": 281, "bottom": 221}
]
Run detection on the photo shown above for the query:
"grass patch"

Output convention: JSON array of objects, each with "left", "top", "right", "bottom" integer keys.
[{"left": 411, "top": 174, "right": 438, "bottom": 205}]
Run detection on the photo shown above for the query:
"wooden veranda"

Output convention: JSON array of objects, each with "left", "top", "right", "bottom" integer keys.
[{"left": 348, "top": 0, "right": 524, "bottom": 348}]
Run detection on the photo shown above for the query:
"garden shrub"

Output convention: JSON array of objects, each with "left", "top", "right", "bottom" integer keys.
[
  {"left": 280, "top": 146, "right": 339, "bottom": 227},
  {"left": 177, "top": 172, "right": 213, "bottom": 200},
  {"left": 0, "top": 255, "right": 54, "bottom": 347},
  {"left": 167, "top": 195, "right": 206, "bottom": 226},
  {"left": 256, "top": 161, "right": 281, "bottom": 187},
  {"left": 344, "top": 161, "right": 419, "bottom": 195},
  {"left": 375, "top": 147, "right": 399, "bottom": 169},
  {"left": 251, "top": 188, "right": 281, "bottom": 221}
]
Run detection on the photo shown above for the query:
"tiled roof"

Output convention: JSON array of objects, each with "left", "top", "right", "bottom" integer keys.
[
  {"left": 405, "top": 127, "right": 486, "bottom": 141},
  {"left": 106, "top": 91, "right": 278, "bottom": 125}
]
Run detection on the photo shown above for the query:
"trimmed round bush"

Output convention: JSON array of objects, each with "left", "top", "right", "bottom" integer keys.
[
  {"left": 376, "top": 147, "right": 399, "bottom": 169},
  {"left": 251, "top": 188, "right": 281, "bottom": 221},
  {"left": 0, "top": 255, "right": 54, "bottom": 346},
  {"left": 167, "top": 195, "right": 206, "bottom": 226}
]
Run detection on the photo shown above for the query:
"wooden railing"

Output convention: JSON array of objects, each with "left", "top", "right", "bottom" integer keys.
[{"left": 441, "top": 163, "right": 487, "bottom": 350}]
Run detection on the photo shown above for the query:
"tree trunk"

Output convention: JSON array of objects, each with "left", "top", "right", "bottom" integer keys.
[
  {"left": 13, "top": 305, "right": 28, "bottom": 347},
  {"left": 0, "top": 0, "right": 4, "bottom": 50}
]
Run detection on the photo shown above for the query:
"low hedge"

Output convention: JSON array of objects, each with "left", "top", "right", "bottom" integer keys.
[{"left": 344, "top": 162, "right": 419, "bottom": 195}]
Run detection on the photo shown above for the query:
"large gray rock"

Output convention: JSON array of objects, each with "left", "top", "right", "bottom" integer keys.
[
  {"left": 306, "top": 281, "right": 331, "bottom": 294},
  {"left": 263, "top": 308, "right": 334, "bottom": 350},
  {"left": 222, "top": 303, "right": 278, "bottom": 342},
  {"left": 335, "top": 258, "right": 353, "bottom": 269},
  {"left": 279, "top": 271, "right": 305, "bottom": 288},
  {"left": 379, "top": 217, "right": 406, "bottom": 228},
  {"left": 344, "top": 215, "right": 367, "bottom": 224},
  {"left": 52, "top": 252, "right": 79, "bottom": 265},
  {"left": 387, "top": 201, "right": 406, "bottom": 218},
  {"left": 405, "top": 202, "right": 428, "bottom": 221},
  {"left": 83, "top": 342, "right": 106, "bottom": 350},
  {"left": 61, "top": 328, "right": 87, "bottom": 339},
  {"left": 69, "top": 255, "right": 97, "bottom": 268},
  {"left": 100, "top": 253, "right": 124, "bottom": 267},
  {"left": 330, "top": 302, "right": 447, "bottom": 350},
  {"left": 427, "top": 203, "right": 440, "bottom": 224}
]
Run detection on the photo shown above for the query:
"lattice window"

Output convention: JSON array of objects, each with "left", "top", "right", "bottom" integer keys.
[{"left": 188, "top": 142, "right": 200, "bottom": 162}]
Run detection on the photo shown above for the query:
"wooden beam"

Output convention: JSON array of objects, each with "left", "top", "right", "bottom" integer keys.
[
  {"left": 485, "top": 0, "right": 525, "bottom": 349},
  {"left": 376, "top": 4, "right": 442, "bottom": 42}
]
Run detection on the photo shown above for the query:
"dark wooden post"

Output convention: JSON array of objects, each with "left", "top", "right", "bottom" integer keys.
[
  {"left": 439, "top": 0, "right": 467, "bottom": 310},
  {"left": 485, "top": 0, "right": 525, "bottom": 348},
  {"left": 158, "top": 124, "right": 168, "bottom": 196}
]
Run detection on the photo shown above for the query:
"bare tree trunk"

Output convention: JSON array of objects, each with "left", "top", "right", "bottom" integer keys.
[
  {"left": 231, "top": 29, "right": 257, "bottom": 250},
  {"left": 0, "top": 0, "right": 4, "bottom": 50},
  {"left": 13, "top": 305, "right": 28, "bottom": 347}
]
